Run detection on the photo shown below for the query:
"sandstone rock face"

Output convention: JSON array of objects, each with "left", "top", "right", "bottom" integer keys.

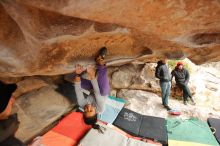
[
  {"left": 111, "top": 64, "right": 144, "bottom": 89},
  {"left": 0, "top": 0, "right": 220, "bottom": 77},
  {"left": 13, "top": 77, "right": 48, "bottom": 98}
]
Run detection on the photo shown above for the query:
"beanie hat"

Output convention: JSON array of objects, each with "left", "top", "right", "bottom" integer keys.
[{"left": 177, "top": 62, "right": 184, "bottom": 66}]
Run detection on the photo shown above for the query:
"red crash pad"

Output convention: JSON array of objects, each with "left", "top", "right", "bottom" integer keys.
[{"left": 42, "top": 112, "right": 91, "bottom": 146}]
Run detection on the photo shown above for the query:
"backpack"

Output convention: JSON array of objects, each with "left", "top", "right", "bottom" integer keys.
[{"left": 155, "top": 60, "right": 163, "bottom": 78}]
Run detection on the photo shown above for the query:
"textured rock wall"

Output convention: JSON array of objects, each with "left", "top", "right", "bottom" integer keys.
[
  {"left": 0, "top": 0, "right": 220, "bottom": 77},
  {"left": 109, "top": 62, "right": 195, "bottom": 98}
]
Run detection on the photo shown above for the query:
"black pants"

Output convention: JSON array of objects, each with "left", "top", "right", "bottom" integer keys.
[
  {"left": 0, "top": 114, "right": 25, "bottom": 146},
  {"left": 177, "top": 83, "right": 192, "bottom": 101},
  {"left": 0, "top": 136, "right": 26, "bottom": 146}
]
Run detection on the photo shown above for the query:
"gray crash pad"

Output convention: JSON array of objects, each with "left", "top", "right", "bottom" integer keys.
[
  {"left": 79, "top": 122, "right": 157, "bottom": 146},
  {"left": 13, "top": 86, "right": 73, "bottom": 142}
]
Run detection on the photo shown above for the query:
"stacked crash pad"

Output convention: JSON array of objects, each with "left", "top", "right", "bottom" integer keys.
[
  {"left": 79, "top": 122, "right": 159, "bottom": 146},
  {"left": 98, "top": 96, "right": 126, "bottom": 124},
  {"left": 208, "top": 118, "right": 220, "bottom": 145},
  {"left": 167, "top": 118, "right": 219, "bottom": 146},
  {"left": 42, "top": 112, "right": 91, "bottom": 146},
  {"left": 113, "top": 108, "right": 167, "bottom": 145}
]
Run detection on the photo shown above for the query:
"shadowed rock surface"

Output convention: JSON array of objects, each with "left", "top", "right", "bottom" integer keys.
[
  {"left": 0, "top": 0, "right": 220, "bottom": 77},
  {"left": 12, "top": 86, "right": 73, "bottom": 142}
]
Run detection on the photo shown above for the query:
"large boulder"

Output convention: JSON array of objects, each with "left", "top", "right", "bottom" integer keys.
[
  {"left": 0, "top": 0, "right": 220, "bottom": 77},
  {"left": 13, "top": 86, "right": 72, "bottom": 142},
  {"left": 111, "top": 63, "right": 144, "bottom": 89},
  {"left": 110, "top": 63, "right": 164, "bottom": 94}
]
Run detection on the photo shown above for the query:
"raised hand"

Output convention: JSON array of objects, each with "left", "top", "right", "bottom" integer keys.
[
  {"left": 75, "top": 64, "right": 85, "bottom": 75},
  {"left": 87, "top": 65, "right": 96, "bottom": 80},
  {"left": 74, "top": 64, "right": 85, "bottom": 82}
]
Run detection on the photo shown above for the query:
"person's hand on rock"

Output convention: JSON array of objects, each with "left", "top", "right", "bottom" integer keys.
[
  {"left": 74, "top": 64, "right": 85, "bottom": 82},
  {"left": 75, "top": 64, "right": 85, "bottom": 75}
]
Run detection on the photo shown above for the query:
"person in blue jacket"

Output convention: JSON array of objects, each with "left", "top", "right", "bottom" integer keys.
[{"left": 155, "top": 59, "right": 172, "bottom": 110}]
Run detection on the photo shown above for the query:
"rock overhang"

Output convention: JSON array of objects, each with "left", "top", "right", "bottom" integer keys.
[{"left": 0, "top": 0, "right": 220, "bottom": 77}]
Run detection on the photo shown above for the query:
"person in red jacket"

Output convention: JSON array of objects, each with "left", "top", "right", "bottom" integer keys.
[{"left": 171, "top": 62, "right": 196, "bottom": 105}]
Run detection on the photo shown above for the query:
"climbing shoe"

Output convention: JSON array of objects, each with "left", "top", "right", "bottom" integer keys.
[
  {"left": 96, "top": 47, "right": 107, "bottom": 60},
  {"left": 190, "top": 97, "right": 196, "bottom": 105},
  {"left": 164, "top": 105, "right": 172, "bottom": 111}
]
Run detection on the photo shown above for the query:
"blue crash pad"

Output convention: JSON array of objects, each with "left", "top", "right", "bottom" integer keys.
[{"left": 98, "top": 96, "right": 126, "bottom": 124}]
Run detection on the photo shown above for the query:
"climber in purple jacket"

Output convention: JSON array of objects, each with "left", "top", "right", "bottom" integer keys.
[
  {"left": 77, "top": 47, "right": 110, "bottom": 96},
  {"left": 73, "top": 47, "right": 110, "bottom": 133}
]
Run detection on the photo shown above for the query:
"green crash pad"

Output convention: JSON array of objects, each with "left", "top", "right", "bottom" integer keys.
[{"left": 166, "top": 118, "right": 219, "bottom": 146}]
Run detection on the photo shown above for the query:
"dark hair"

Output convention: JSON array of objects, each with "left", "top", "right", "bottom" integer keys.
[
  {"left": 83, "top": 114, "right": 97, "bottom": 125},
  {"left": 83, "top": 114, "right": 105, "bottom": 133},
  {"left": 0, "top": 81, "right": 17, "bottom": 113},
  {"left": 83, "top": 114, "right": 99, "bottom": 128},
  {"left": 157, "top": 60, "right": 163, "bottom": 65}
]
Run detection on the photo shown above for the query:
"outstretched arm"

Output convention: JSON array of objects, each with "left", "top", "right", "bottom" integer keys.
[
  {"left": 74, "top": 65, "right": 87, "bottom": 107},
  {"left": 87, "top": 65, "right": 106, "bottom": 113},
  {"left": 91, "top": 79, "right": 106, "bottom": 113}
]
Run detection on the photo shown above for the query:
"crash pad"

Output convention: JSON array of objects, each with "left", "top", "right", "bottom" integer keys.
[
  {"left": 113, "top": 108, "right": 167, "bottom": 145},
  {"left": 108, "top": 124, "right": 162, "bottom": 146},
  {"left": 167, "top": 118, "right": 219, "bottom": 146},
  {"left": 79, "top": 122, "right": 158, "bottom": 146},
  {"left": 208, "top": 118, "right": 220, "bottom": 144},
  {"left": 168, "top": 140, "right": 214, "bottom": 146},
  {"left": 139, "top": 116, "right": 167, "bottom": 145},
  {"left": 113, "top": 108, "right": 142, "bottom": 136},
  {"left": 43, "top": 131, "right": 76, "bottom": 146},
  {"left": 98, "top": 96, "right": 125, "bottom": 124},
  {"left": 42, "top": 112, "right": 91, "bottom": 146}
]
